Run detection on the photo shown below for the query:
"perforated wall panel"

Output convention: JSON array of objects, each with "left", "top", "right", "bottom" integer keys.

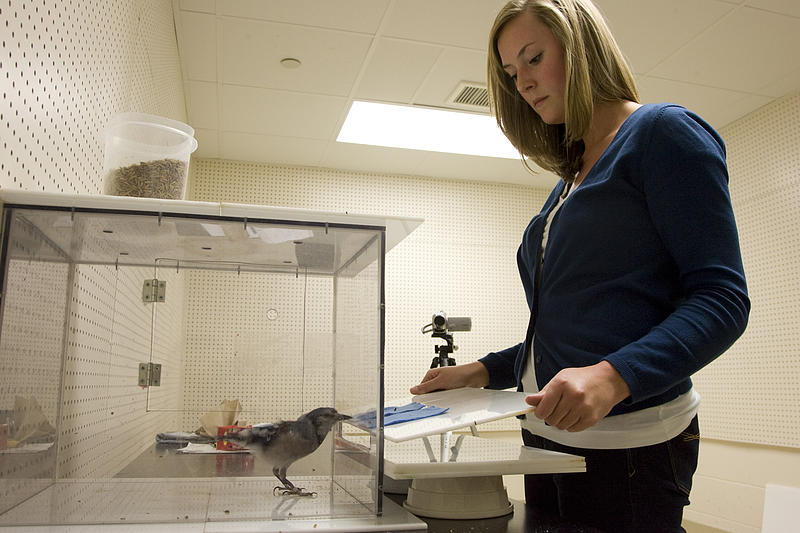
[
  {"left": 0, "top": 0, "right": 190, "bottom": 481},
  {"left": 177, "top": 269, "right": 334, "bottom": 429},
  {"left": 0, "top": 242, "right": 66, "bottom": 511},
  {"left": 58, "top": 263, "right": 185, "bottom": 479},
  {"left": 0, "top": 0, "right": 186, "bottom": 194},
  {"left": 190, "top": 161, "right": 547, "bottom": 432},
  {"left": 694, "top": 91, "right": 800, "bottom": 447},
  {"left": 335, "top": 260, "right": 381, "bottom": 419}
]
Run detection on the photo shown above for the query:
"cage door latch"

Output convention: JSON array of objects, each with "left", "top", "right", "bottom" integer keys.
[
  {"left": 138, "top": 362, "right": 162, "bottom": 387},
  {"left": 142, "top": 278, "right": 166, "bottom": 303}
]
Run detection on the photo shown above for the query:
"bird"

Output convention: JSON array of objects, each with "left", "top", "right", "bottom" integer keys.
[{"left": 218, "top": 407, "right": 350, "bottom": 497}]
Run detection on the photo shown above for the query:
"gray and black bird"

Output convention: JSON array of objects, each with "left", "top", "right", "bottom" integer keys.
[{"left": 218, "top": 407, "right": 350, "bottom": 497}]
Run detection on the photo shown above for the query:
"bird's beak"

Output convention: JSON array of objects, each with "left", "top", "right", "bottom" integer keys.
[{"left": 337, "top": 413, "right": 351, "bottom": 421}]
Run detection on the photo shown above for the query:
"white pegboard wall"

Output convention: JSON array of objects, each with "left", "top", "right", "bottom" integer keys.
[
  {"left": 335, "top": 261, "right": 382, "bottom": 416},
  {"left": 191, "top": 160, "right": 547, "bottom": 431},
  {"left": 179, "top": 269, "right": 337, "bottom": 429},
  {"left": 0, "top": 258, "right": 66, "bottom": 416},
  {"left": 191, "top": 161, "right": 536, "bottom": 253},
  {"left": 0, "top": 0, "right": 191, "bottom": 480},
  {"left": 724, "top": 93, "right": 800, "bottom": 204},
  {"left": 0, "top": 230, "right": 67, "bottom": 512},
  {"left": 0, "top": 0, "right": 187, "bottom": 194},
  {"left": 692, "top": 91, "right": 800, "bottom": 448},
  {"left": 148, "top": 268, "right": 186, "bottom": 416},
  {"left": 58, "top": 264, "right": 123, "bottom": 479},
  {"left": 58, "top": 263, "right": 184, "bottom": 480}
]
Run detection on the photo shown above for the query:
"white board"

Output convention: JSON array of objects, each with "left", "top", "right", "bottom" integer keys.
[{"left": 379, "top": 388, "right": 535, "bottom": 443}]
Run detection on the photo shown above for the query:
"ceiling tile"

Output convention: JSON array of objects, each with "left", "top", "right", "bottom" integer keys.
[
  {"left": 745, "top": 0, "right": 800, "bottom": 17},
  {"left": 179, "top": 0, "right": 215, "bottom": 15},
  {"left": 381, "top": 0, "right": 508, "bottom": 50},
  {"left": 756, "top": 65, "right": 800, "bottom": 98},
  {"left": 185, "top": 81, "right": 218, "bottom": 130},
  {"left": 193, "top": 128, "right": 219, "bottom": 159},
  {"left": 321, "top": 142, "right": 430, "bottom": 176},
  {"left": 217, "top": 0, "right": 389, "bottom": 33},
  {"left": 174, "top": 0, "right": 800, "bottom": 185},
  {"left": 220, "top": 132, "right": 326, "bottom": 167},
  {"left": 650, "top": 6, "right": 800, "bottom": 94},
  {"left": 221, "top": 18, "right": 371, "bottom": 96},
  {"left": 637, "top": 76, "right": 772, "bottom": 129},
  {"left": 715, "top": 94, "right": 775, "bottom": 127},
  {"left": 356, "top": 39, "right": 443, "bottom": 103},
  {"left": 221, "top": 85, "right": 347, "bottom": 139},
  {"left": 595, "top": 0, "right": 735, "bottom": 73},
  {"left": 417, "top": 152, "right": 558, "bottom": 187},
  {"left": 176, "top": 11, "right": 217, "bottom": 81},
  {"left": 413, "top": 48, "right": 488, "bottom": 108}
]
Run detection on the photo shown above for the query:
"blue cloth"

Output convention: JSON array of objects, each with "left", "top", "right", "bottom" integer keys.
[
  {"left": 479, "top": 104, "right": 749, "bottom": 416},
  {"left": 352, "top": 402, "right": 449, "bottom": 429}
]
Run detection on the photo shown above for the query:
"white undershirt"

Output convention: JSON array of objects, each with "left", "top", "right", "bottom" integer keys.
[{"left": 520, "top": 181, "right": 699, "bottom": 449}]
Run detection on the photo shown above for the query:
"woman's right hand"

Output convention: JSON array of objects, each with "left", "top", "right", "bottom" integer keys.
[{"left": 409, "top": 361, "right": 490, "bottom": 395}]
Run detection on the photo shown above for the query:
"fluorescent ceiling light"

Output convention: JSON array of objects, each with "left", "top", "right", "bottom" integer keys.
[{"left": 337, "top": 101, "right": 520, "bottom": 159}]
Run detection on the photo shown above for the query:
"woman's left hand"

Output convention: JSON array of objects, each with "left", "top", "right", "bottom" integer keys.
[{"left": 525, "top": 361, "right": 631, "bottom": 432}]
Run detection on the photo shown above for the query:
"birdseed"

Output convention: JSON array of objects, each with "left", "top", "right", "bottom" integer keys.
[{"left": 105, "top": 158, "right": 187, "bottom": 199}]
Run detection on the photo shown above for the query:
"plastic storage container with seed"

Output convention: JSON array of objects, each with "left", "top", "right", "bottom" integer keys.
[{"left": 102, "top": 112, "right": 198, "bottom": 200}]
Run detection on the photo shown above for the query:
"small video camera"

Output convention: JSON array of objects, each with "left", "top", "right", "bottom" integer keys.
[{"left": 423, "top": 312, "right": 472, "bottom": 368}]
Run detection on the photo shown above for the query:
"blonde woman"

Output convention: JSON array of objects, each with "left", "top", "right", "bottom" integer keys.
[{"left": 411, "top": 1, "right": 749, "bottom": 531}]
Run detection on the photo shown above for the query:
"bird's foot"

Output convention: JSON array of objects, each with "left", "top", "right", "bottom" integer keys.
[{"left": 273, "top": 485, "right": 316, "bottom": 497}]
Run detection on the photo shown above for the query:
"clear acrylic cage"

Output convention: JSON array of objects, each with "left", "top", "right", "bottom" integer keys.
[{"left": 0, "top": 191, "right": 420, "bottom": 528}]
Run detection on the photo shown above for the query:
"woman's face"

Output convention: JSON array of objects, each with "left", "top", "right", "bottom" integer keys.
[{"left": 497, "top": 10, "right": 567, "bottom": 124}]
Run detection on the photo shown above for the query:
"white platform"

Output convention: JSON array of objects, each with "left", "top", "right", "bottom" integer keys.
[
  {"left": 341, "top": 387, "right": 584, "bottom": 520},
  {"left": 382, "top": 435, "right": 584, "bottom": 479},
  {"left": 378, "top": 435, "right": 584, "bottom": 520},
  {"left": 378, "top": 388, "right": 536, "bottom": 442}
]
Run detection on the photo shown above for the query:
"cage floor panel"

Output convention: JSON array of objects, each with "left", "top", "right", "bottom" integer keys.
[{"left": 0, "top": 477, "right": 377, "bottom": 526}]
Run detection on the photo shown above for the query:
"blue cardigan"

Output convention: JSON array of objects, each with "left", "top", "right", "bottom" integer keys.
[{"left": 479, "top": 103, "right": 750, "bottom": 416}]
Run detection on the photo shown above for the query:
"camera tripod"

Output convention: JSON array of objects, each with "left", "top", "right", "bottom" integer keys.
[{"left": 430, "top": 330, "right": 456, "bottom": 368}]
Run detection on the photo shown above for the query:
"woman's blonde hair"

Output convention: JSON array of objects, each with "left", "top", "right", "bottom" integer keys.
[{"left": 487, "top": 0, "right": 638, "bottom": 181}]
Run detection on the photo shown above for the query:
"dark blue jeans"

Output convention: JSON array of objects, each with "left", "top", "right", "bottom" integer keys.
[{"left": 522, "top": 416, "right": 699, "bottom": 533}]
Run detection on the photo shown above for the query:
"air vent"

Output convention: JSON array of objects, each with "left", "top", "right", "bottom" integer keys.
[{"left": 446, "top": 81, "right": 490, "bottom": 112}]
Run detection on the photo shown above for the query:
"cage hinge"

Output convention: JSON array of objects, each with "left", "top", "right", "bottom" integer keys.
[
  {"left": 142, "top": 278, "right": 166, "bottom": 303},
  {"left": 138, "top": 362, "right": 162, "bottom": 387}
]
